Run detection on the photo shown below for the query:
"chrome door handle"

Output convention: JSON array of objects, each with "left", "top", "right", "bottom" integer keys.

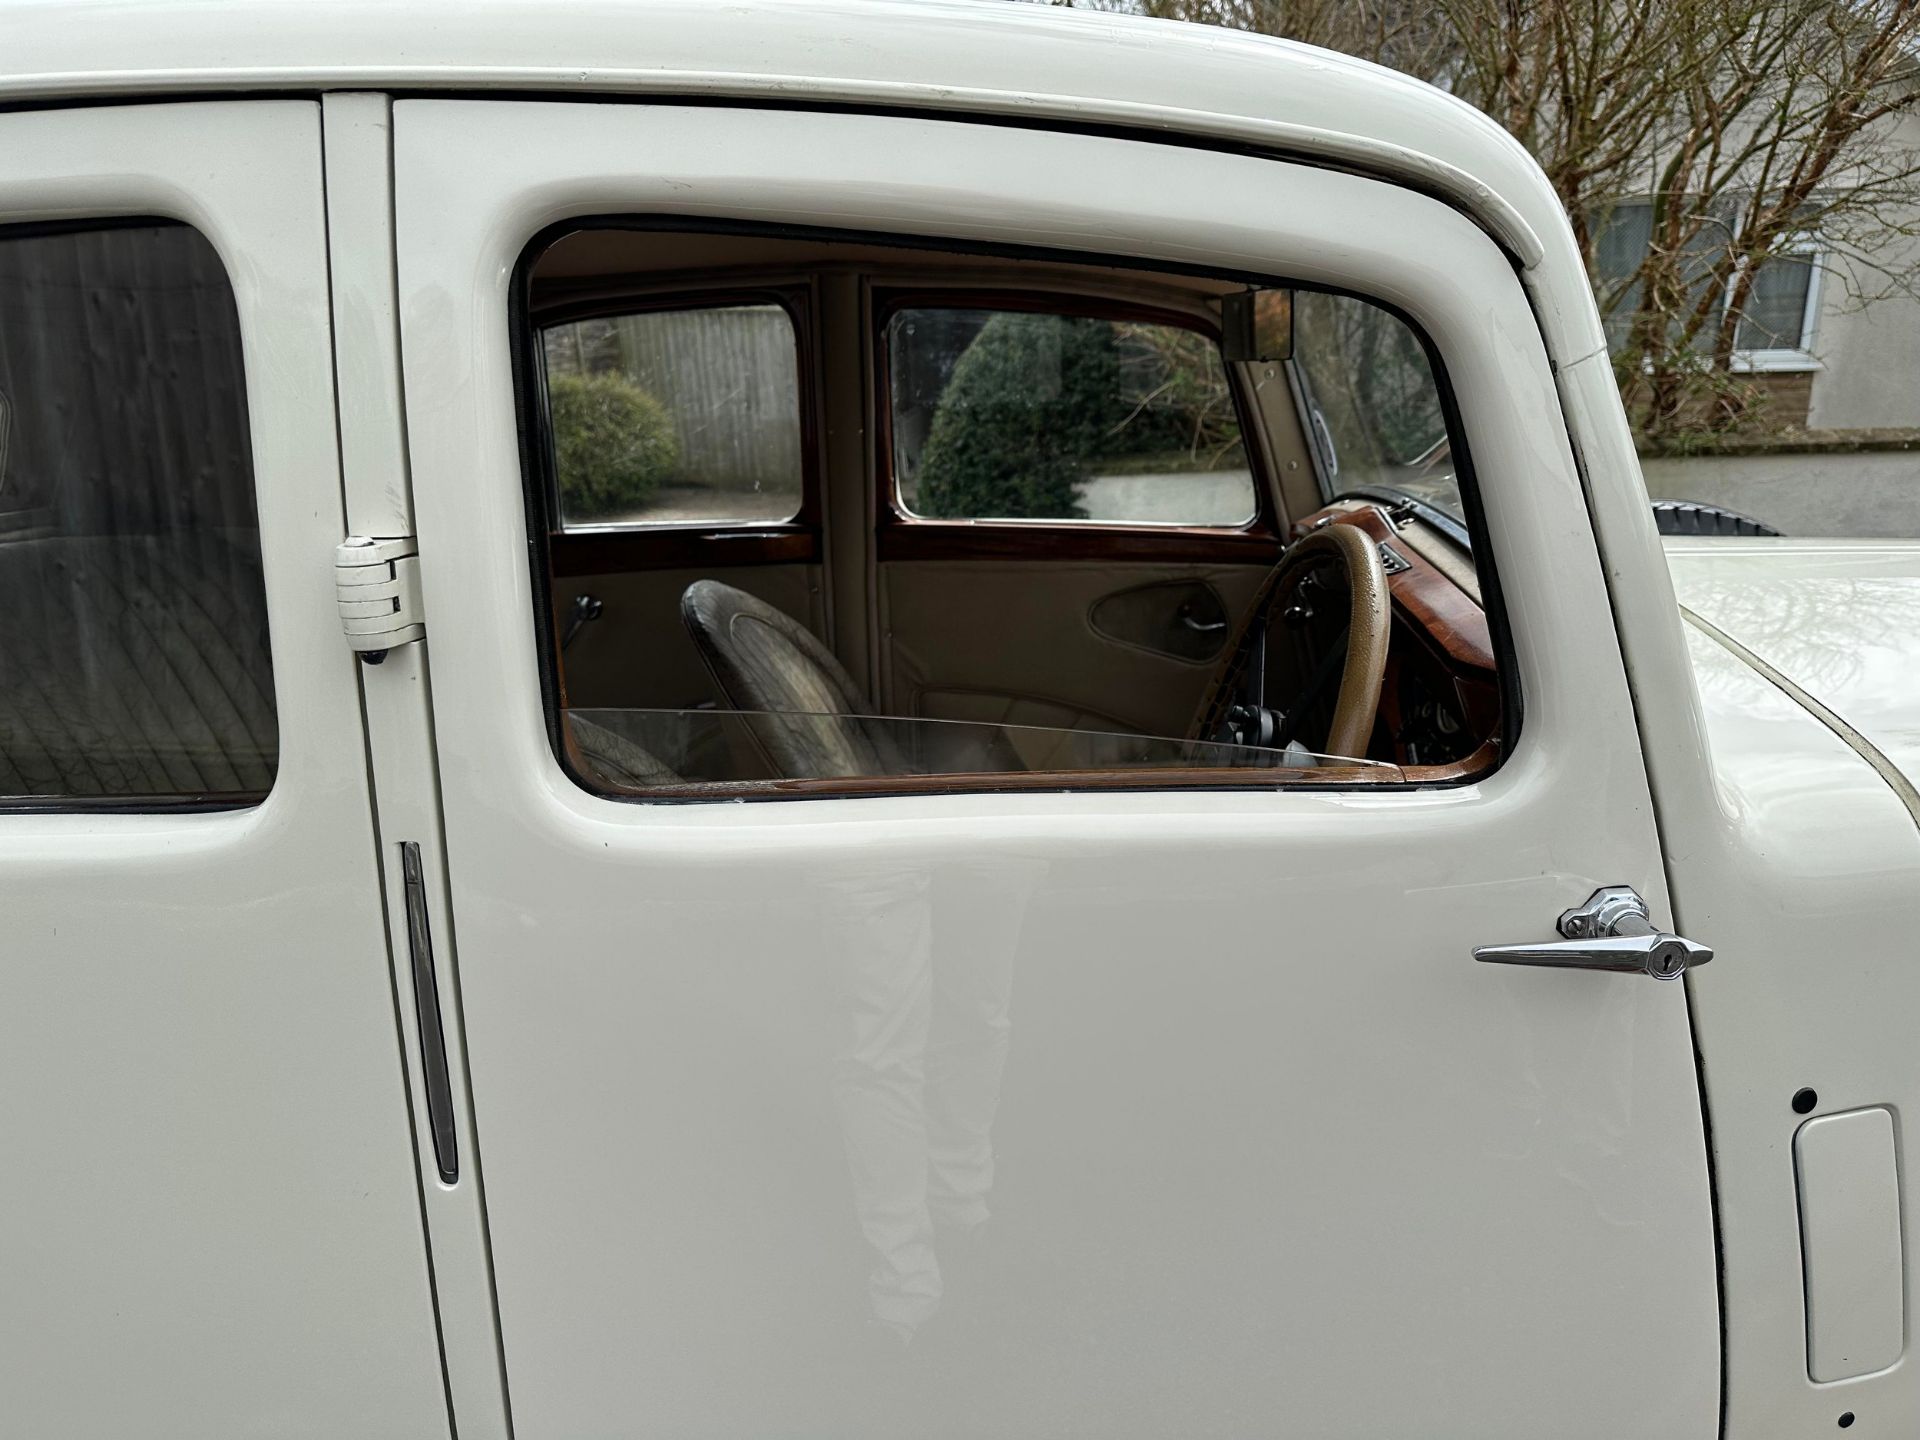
[
  {"left": 1474, "top": 932, "right": 1711, "bottom": 980},
  {"left": 1473, "top": 886, "right": 1712, "bottom": 981},
  {"left": 1177, "top": 607, "right": 1227, "bottom": 633}
]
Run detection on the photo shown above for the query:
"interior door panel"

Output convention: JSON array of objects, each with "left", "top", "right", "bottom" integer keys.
[
  {"left": 553, "top": 562, "right": 822, "bottom": 710},
  {"left": 1088, "top": 577, "right": 1232, "bottom": 662},
  {"left": 879, "top": 559, "right": 1271, "bottom": 738}
]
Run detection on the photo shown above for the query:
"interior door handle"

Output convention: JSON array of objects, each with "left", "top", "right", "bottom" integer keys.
[
  {"left": 562, "top": 592, "right": 603, "bottom": 650},
  {"left": 1473, "top": 886, "right": 1712, "bottom": 981}
]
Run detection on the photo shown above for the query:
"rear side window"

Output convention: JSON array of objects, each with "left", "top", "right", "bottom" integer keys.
[
  {"left": 886, "top": 305, "right": 1256, "bottom": 526},
  {"left": 0, "top": 220, "right": 275, "bottom": 804},
  {"left": 541, "top": 301, "right": 806, "bottom": 528}
]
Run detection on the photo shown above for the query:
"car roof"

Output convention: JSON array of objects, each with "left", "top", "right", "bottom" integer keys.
[{"left": 0, "top": 0, "right": 1604, "bottom": 360}]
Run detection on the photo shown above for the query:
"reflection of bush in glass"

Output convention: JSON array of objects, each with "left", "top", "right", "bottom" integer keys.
[
  {"left": 549, "top": 371, "right": 680, "bottom": 522},
  {"left": 914, "top": 312, "right": 1243, "bottom": 519},
  {"left": 1355, "top": 316, "right": 1444, "bottom": 464},
  {"left": 917, "top": 313, "right": 1111, "bottom": 519}
]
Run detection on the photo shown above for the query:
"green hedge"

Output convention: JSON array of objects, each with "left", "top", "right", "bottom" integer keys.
[
  {"left": 549, "top": 371, "right": 680, "bottom": 522},
  {"left": 915, "top": 313, "right": 1124, "bottom": 520}
]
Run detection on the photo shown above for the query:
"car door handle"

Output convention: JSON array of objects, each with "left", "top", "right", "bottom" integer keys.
[{"left": 1473, "top": 886, "right": 1712, "bottom": 981}]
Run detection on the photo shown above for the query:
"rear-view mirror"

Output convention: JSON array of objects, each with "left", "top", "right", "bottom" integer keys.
[{"left": 1221, "top": 287, "right": 1292, "bottom": 362}]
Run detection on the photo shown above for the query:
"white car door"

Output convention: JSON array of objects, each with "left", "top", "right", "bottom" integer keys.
[
  {"left": 0, "top": 103, "right": 449, "bottom": 1437},
  {"left": 387, "top": 99, "right": 1719, "bottom": 1438}
]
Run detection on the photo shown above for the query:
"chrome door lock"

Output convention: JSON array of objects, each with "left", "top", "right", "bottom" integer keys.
[{"left": 1474, "top": 886, "right": 1711, "bottom": 981}]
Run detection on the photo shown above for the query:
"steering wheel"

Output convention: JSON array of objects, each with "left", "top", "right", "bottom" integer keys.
[{"left": 1188, "top": 522, "right": 1391, "bottom": 760}]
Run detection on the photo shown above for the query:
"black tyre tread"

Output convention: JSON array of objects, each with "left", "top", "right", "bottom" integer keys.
[{"left": 1650, "top": 499, "right": 1782, "bottom": 538}]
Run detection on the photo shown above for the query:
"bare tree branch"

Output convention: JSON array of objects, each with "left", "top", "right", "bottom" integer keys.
[{"left": 1077, "top": 0, "right": 1920, "bottom": 441}]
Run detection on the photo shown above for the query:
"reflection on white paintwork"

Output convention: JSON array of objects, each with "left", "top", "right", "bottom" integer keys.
[
  {"left": 1672, "top": 620, "right": 1920, "bottom": 1437},
  {"left": 823, "top": 863, "right": 1030, "bottom": 1341},
  {"left": 1667, "top": 537, "right": 1920, "bottom": 785}
]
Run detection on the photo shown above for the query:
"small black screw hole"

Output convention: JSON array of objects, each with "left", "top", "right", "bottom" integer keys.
[
  {"left": 1837, "top": 1412, "right": 1854, "bottom": 1428},
  {"left": 1793, "top": 1088, "right": 1818, "bottom": 1115}
]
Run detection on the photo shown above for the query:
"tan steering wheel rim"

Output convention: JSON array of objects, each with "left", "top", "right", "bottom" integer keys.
[{"left": 1188, "top": 522, "right": 1391, "bottom": 760}]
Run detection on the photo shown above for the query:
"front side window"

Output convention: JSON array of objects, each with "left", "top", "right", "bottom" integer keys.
[
  {"left": 1290, "top": 292, "right": 1458, "bottom": 519},
  {"left": 1592, "top": 198, "right": 1819, "bottom": 367},
  {"left": 541, "top": 301, "right": 805, "bottom": 528},
  {"left": 0, "top": 220, "right": 275, "bottom": 804},
  {"left": 886, "top": 306, "right": 1256, "bottom": 526},
  {"left": 519, "top": 227, "right": 1501, "bottom": 800}
]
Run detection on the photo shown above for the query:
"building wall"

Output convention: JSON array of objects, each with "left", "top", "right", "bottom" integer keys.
[
  {"left": 1642, "top": 449, "right": 1920, "bottom": 538},
  {"left": 1803, "top": 108, "right": 1920, "bottom": 431}
]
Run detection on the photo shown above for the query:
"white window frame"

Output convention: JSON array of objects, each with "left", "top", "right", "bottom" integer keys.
[{"left": 1726, "top": 231, "right": 1823, "bottom": 374}]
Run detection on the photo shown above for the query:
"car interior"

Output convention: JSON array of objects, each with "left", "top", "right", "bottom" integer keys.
[{"left": 526, "top": 226, "right": 1504, "bottom": 799}]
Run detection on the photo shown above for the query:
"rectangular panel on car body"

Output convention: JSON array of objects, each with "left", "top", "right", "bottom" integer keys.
[{"left": 1797, "top": 1107, "right": 1905, "bottom": 1383}]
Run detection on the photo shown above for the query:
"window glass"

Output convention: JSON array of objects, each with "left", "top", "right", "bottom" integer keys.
[
  {"left": 1735, "top": 251, "right": 1815, "bottom": 352},
  {"left": 1290, "top": 292, "right": 1460, "bottom": 518},
  {"left": 887, "top": 307, "right": 1256, "bottom": 526},
  {"left": 520, "top": 227, "right": 1499, "bottom": 799},
  {"left": 1592, "top": 198, "right": 1740, "bottom": 353},
  {"left": 567, "top": 707, "right": 1379, "bottom": 793},
  {"left": 1592, "top": 200, "right": 1659, "bottom": 352},
  {"left": 1592, "top": 198, "right": 1815, "bottom": 359},
  {"left": 0, "top": 221, "right": 275, "bottom": 802},
  {"left": 541, "top": 303, "right": 804, "bottom": 528}
]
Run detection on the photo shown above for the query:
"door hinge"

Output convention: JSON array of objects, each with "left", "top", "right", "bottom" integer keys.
[{"left": 336, "top": 535, "right": 424, "bottom": 663}]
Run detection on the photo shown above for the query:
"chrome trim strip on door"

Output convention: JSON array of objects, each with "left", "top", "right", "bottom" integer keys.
[{"left": 403, "top": 840, "right": 459, "bottom": 1185}]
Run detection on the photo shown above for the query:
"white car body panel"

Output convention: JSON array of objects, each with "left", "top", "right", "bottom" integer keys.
[
  {"left": 1670, "top": 540, "right": 1920, "bottom": 1433},
  {"left": 1666, "top": 599, "right": 1920, "bottom": 1435},
  {"left": 1670, "top": 538, "right": 1920, "bottom": 790},
  {"left": 0, "top": 1, "right": 1910, "bottom": 1435}
]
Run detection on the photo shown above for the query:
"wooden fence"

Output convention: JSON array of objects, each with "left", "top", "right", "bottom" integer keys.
[{"left": 549, "top": 304, "right": 802, "bottom": 492}]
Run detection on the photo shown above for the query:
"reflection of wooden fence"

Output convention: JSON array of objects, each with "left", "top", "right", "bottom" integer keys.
[{"left": 612, "top": 307, "right": 801, "bottom": 490}]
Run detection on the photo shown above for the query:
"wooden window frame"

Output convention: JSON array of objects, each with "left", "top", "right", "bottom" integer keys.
[
  {"left": 530, "top": 283, "right": 825, "bottom": 578},
  {"left": 871, "top": 287, "right": 1285, "bottom": 565}
]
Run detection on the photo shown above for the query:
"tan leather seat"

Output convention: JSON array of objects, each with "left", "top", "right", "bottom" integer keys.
[{"left": 680, "top": 579, "right": 905, "bottom": 780}]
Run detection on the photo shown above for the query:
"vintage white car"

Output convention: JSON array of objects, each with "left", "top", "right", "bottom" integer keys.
[{"left": 1, "top": 1, "right": 1911, "bottom": 1436}]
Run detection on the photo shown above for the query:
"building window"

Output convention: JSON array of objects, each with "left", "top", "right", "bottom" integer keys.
[
  {"left": 1731, "top": 241, "right": 1820, "bottom": 366},
  {"left": 1592, "top": 199, "right": 1820, "bottom": 372}
]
